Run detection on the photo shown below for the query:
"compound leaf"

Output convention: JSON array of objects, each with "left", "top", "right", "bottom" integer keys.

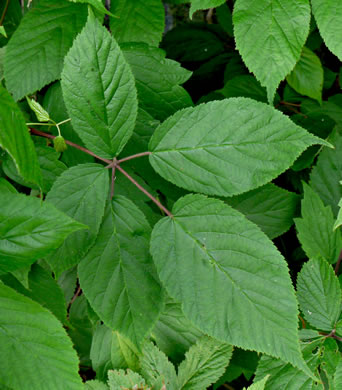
[
  {"left": 294, "top": 183, "right": 342, "bottom": 264},
  {"left": 149, "top": 98, "right": 330, "bottom": 197},
  {"left": 150, "top": 194, "right": 309, "bottom": 374},
  {"left": 233, "top": 0, "right": 311, "bottom": 102},
  {"left": 110, "top": 0, "right": 165, "bottom": 47},
  {"left": 311, "top": 0, "right": 342, "bottom": 61},
  {"left": 297, "top": 257, "right": 341, "bottom": 331},
  {"left": 0, "top": 192, "right": 85, "bottom": 275},
  {"left": 46, "top": 163, "right": 108, "bottom": 278},
  {"left": 0, "top": 282, "right": 83, "bottom": 390},
  {"left": 62, "top": 13, "right": 138, "bottom": 159},
  {"left": 177, "top": 336, "right": 233, "bottom": 390},
  {"left": 0, "top": 85, "right": 42, "bottom": 187},
  {"left": 78, "top": 196, "right": 163, "bottom": 346},
  {"left": 4, "top": 0, "right": 87, "bottom": 100},
  {"left": 286, "top": 47, "right": 323, "bottom": 104}
]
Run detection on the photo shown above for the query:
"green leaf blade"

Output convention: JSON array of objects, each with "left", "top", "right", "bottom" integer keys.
[
  {"left": 0, "top": 192, "right": 85, "bottom": 275},
  {"left": 110, "top": 0, "right": 165, "bottom": 47},
  {"left": 0, "top": 282, "right": 83, "bottom": 390},
  {"left": 46, "top": 163, "right": 109, "bottom": 278},
  {"left": 4, "top": 0, "right": 87, "bottom": 100},
  {"left": 294, "top": 183, "right": 342, "bottom": 264},
  {"left": 150, "top": 194, "right": 307, "bottom": 373},
  {"left": 78, "top": 196, "right": 164, "bottom": 346},
  {"left": 311, "top": 0, "right": 342, "bottom": 61},
  {"left": 149, "top": 98, "right": 329, "bottom": 197},
  {"left": 61, "top": 14, "right": 138, "bottom": 159},
  {"left": 297, "top": 257, "right": 341, "bottom": 331},
  {"left": 177, "top": 336, "right": 233, "bottom": 390},
  {"left": 0, "top": 85, "right": 42, "bottom": 187},
  {"left": 233, "top": 0, "right": 311, "bottom": 102}
]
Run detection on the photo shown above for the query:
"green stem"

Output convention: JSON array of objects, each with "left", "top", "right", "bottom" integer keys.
[{"left": 57, "top": 118, "right": 71, "bottom": 126}]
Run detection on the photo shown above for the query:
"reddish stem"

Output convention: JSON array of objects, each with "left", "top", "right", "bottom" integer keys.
[
  {"left": 335, "top": 249, "right": 342, "bottom": 275},
  {"left": 30, "top": 128, "right": 111, "bottom": 164},
  {"left": 116, "top": 164, "right": 173, "bottom": 217},
  {"left": 0, "top": 0, "right": 10, "bottom": 26},
  {"left": 117, "top": 151, "right": 151, "bottom": 164}
]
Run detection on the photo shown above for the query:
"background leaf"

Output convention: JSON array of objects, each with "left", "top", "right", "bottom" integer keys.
[
  {"left": 0, "top": 192, "right": 85, "bottom": 274},
  {"left": 62, "top": 13, "right": 138, "bottom": 159},
  {"left": 0, "top": 282, "right": 83, "bottom": 390},
  {"left": 46, "top": 163, "right": 109, "bottom": 278},
  {"left": 233, "top": 0, "right": 311, "bottom": 102},
  {"left": 4, "top": 0, "right": 87, "bottom": 100},
  {"left": 311, "top": 0, "right": 342, "bottom": 61},
  {"left": 294, "top": 183, "right": 342, "bottom": 264},
  {"left": 150, "top": 194, "right": 308, "bottom": 374},
  {"left": 121, "top": 43, "right": 193, "bottom": 121},
  {"left": 149, "top": 98, "right": 329, "bottom": 197},
  {"left": 177, "top": 336, "right": 233, "bottom": 390},
  {"left": 227, "top": 183, "right": 300, "bottom": 239},
  {"left": 296, "top": 257, "right": 341, "bottom": 331},
  {"left": 78, "top": 196, "right": 163, "bottom": 346},
  {"left": 190, "top": 0, "right": 226, "bottom": 19},
  {"left": 0, "top": 85, "right": 42, "bottom": 187},
  {"left": 110, "top": 0, "right": 165, "bottom": 47},
  {"left": 286, "top": 47, "right": 323, "bottom": 104}
]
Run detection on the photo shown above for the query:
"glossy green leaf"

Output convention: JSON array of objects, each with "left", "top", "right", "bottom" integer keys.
[
  {"left": 0, "top": 282, "right": 83, "bottom": 390},
  {"left": 286, "top": 47, "right": 323, "bottom": 104},
  {"left": 107, "top": 370, "right": 146, "bottom": 390},
  {"left": 140, "top": 342, "right": 178, "bottom": 390},
  {"left": 334, "top": 198, "right": 342, "bottom": 230},
  {"left": 190, "top": 0, "right": 225, "bottom": 19},
  {"left": 310, "top": 128, "right": 342, "bottom": 216},
  {"left": 227, "top": 183, "right": 300, "bottom": 239},
  {"left": 110, "top": 0, "right": 165, "bottom": 47},
  {"left": 122, "top": 43, "right": 193, "bottom": 121},
  {"left": 233, "top": 0, "right": 311, "bottom": 102},
  {"left": 311, "top": 0, "right": 342, "bottom": 61},
  {"left": 0, "top": 85, "right": 42, "bottom": 187},
  {"left": 78, "top": 196, "right": 163, "bottom": 346},
  {"left": 294, "top": 183, "right": 342, "bottom": 264},
  {"left": 0, "top": 26, "right": 7, "bottom": 38},
  {"left": 4, "top": 0, "right": 87, "bottom": 100},
  {"left": 0, "top": 192, "right": 85, "bottom": 275},
  {"left": 177, "top": 336, "right": 233, "bottom": 390},
  {"left": 1, "top": 263, "right": 67, "bottom": 323},
  {"left": 334, "top": 359, "right": 342, "bottom": 389},
  {"left": 150, "top": 194, "right": 308, "bottom": 374},
  {"left": 46, "top": 163, "right": 109, "bottom": 278},
  {"left": 61, "top": 13, "right": 138, "bottom": 159},
  {"left": 297, "top": 257, "right": 341, "bottom": 331},
  {"left": 149, "top": 98, "right": 330, "bottom": 197}
]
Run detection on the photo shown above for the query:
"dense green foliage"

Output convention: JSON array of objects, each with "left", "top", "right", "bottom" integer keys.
[{"left": 0, "top": 0, "right": 342, "bottom": 389}]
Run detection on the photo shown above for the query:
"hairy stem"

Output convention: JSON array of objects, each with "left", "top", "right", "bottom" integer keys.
[
  {"left": 30, "top": 128, "right": 111, "bottom": 164},
  {"left": 0, "top": 0, "right": 10, "bottom": 26},
  {"left": 116, "top": 164, "right": 173, "bottom": 217}
]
